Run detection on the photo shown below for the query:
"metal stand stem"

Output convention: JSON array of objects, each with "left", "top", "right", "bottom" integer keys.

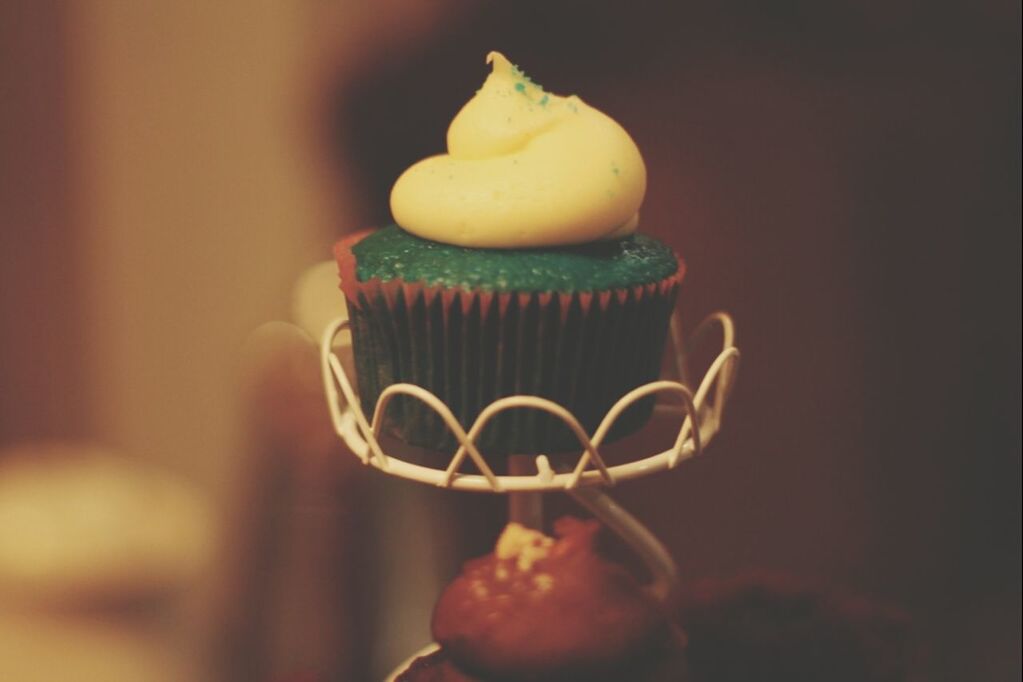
[{"left": 507, "top": 455, "right": 543, "bottom": 529}]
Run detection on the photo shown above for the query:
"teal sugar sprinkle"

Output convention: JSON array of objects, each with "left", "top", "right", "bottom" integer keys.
[
  {"left": 510, "top": 62, "right": 547, "bottom": 94},
  {"left": 539, "top": 93, "right": 549, "bottom": 107},
  {"left": 510, "top": 63, "right": 535, "bottom": 85}
]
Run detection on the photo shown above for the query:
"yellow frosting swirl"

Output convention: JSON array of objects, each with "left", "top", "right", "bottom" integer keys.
[{"left": 390, "top": 52, "right": 646, "bottom": 248}]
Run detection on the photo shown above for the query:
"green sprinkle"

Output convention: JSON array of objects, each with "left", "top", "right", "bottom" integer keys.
[
  {"left": 539, "top": 94, "right": 549, "bottom": 107},
  {"left": 514, "top": 82, "right": 527, "bottom": 94},
  {"left": 511, "top": 64, "right": 534, "bottom": 85}
]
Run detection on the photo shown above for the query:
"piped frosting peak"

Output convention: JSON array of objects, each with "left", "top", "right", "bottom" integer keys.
[{"left": 390, "top": 52, "right": 646, "bottom": 249}]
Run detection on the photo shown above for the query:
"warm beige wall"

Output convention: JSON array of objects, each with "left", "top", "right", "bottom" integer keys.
[
  {"left": 67, "top": 2, "right": 336, "bottom": 488},
  {"left": 59, "top": 5, "right": 462, "bottom": 678}
]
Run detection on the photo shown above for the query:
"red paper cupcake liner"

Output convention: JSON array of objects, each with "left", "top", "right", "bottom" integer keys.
[{"left": 335, "top": 232, "right": 683, "bottom": 460}]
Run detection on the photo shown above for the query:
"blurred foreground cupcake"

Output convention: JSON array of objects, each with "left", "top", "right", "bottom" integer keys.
[
  {"left": 335, "top": 52, "right": 682, "bottom": 459},
  {"left": 394, "top": 518, "right": 688, "bottom": 681},
  {"left": 0, "top": 442, "right": 214, "bottom": 682},
  {"left": 0, "top": 443, "right": 213, "bottom": 607}
]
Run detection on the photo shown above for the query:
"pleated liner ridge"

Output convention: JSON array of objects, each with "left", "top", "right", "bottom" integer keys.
[{"left": 335, "top": 232, "right": 684, "bottom": 461}]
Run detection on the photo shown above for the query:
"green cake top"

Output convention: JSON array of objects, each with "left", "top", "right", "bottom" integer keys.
[{"left": 352, "top": 225, "right": 678, "bottom": 293}]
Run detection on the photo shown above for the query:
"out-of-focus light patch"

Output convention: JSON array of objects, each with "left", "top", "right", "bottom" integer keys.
[
  {"left": 0, "top": 442, "right": 216, "bottom": 608},
  {"left": 0, "top": 609, "right": 205, "bottom": 681},
  {"left": 291, "top": 260, "right": 349, "bottom": 345},
  {"left": 289, "top": 259, "right": 355, "bottom": 391}
]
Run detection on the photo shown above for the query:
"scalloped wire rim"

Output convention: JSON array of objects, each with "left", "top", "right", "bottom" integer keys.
[{"left": 321, "top": 312, "right": 739, "bottom": 493}]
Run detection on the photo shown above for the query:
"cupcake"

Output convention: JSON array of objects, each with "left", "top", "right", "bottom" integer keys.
[
  {"left": 395, "top": 518, "right": 688, "bottom": 681},
  {"left": 335, "top": 52, "right": 683, "bottom": 459}
]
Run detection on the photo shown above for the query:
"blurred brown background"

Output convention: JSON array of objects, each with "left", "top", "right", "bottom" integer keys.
[{"left": 2, "top": 1, "right": 1019, "bottom": 681}]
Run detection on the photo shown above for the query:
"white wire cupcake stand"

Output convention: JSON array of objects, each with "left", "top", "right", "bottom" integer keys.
[{"left": 321, "top": 311, "right": 739, "bottom": 679}]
